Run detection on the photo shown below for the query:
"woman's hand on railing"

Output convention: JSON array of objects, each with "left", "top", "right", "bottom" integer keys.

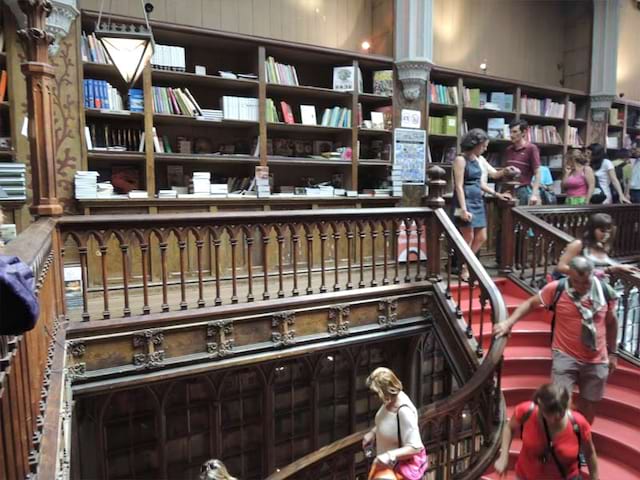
[
  {"left": 493, "top": 321, "right": 511, "bottom": 338},
  {"left": 493, "top": 451, "right": 509, "bottom": 478}
]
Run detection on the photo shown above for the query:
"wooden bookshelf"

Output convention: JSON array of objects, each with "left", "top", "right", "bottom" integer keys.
[{"left": 79, "top": 10, "right": 396, "bottom": 203}]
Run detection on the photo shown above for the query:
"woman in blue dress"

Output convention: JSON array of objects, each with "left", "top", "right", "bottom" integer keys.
[{"left": 453, "top": 129, "right": 507, "bottom": 281}]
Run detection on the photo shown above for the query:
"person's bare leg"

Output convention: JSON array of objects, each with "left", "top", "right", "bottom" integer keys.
[
  {"left": 459, "top": 226, "right": 473, "bottom": 281},
  {"left": 576, "top": 396, "right": 597, "bottom": 424},
  {"left": 470, "top": 227, "right": 487, "bottom": 254}
]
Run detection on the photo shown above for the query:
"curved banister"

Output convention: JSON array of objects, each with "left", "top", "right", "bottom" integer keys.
[{"left": 267, "top": 209, "right": 509, "bottom": 480}]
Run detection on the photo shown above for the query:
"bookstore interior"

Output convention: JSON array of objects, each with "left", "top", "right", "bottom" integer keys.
[{"left": 0, "top": 0, "right": 638, "bottom": 229}]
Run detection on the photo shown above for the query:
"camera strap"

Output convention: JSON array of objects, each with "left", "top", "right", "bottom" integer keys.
[{"left": 542, "top": 415, "right": 568, "bottom": 479}]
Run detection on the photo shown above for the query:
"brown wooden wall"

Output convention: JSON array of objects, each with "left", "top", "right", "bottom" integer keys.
[
  {"left": 617, "top": 0, "right": 640, "bottom": 102},
  {"left": 73, "top": 329, "right": 452, "bottom": 480}
]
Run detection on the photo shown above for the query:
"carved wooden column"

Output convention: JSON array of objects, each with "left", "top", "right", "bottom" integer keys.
[
  {"left": 18, "top": 0, "right": 63, "bottom": 216},
  {"left": 424, "top": 165, "right": 445, "bottom": 281}
]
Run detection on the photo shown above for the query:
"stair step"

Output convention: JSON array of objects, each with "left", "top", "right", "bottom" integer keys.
[{"left": 592, "top": 416, "right": 640, "bottom": 471}]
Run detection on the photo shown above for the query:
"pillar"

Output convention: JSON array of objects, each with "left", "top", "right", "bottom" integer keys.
[
  {"left": 18, "top": 0, "right": 63, "bottom": 216},
  {"left": 588, "top": 0, "right": 621, "bottom": 146}
]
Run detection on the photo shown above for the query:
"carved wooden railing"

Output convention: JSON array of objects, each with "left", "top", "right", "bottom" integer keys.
[
  {"left": 611, "top": 270, "right": 640, "bottom": 364},
  {"left": 57, "top": 209, "right": 436, "bottom": 321},
  {"left": 0, "top": 219, "right": 68, "bottom": 480},
  {"left": 266, "top": 208, "right": 509, "bottom": 480}
]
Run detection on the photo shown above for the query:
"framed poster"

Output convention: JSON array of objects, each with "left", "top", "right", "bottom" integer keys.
[{"left": 393, "top": 128, "right": 427, "bottom": 183}]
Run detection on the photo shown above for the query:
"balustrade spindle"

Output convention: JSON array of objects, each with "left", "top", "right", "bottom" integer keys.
[
  {"left": 415, "top": 219, "right": 422, "bottom": 281},
  {"left": 305, "top": 225, "right": 314, "bottom": 295},
  {"left": 276, "top": 226, "right": 285, "bottom": 298},
  {"left": 456, "top": 259, "right": 463, "bottom": 319},
  {"left": 466, "top": 278, "right": 474, "bottom": 338},
  {"left": 195, "top": 237, "right": 205, "bottom": 308},
  {"left": 319, "top": 223, "right": 327, "bottom": 294},
  {"left": 345, "top": 222, "right": 354, "bottom": 290},
  {"left": 79, "top": 245, "right": 89, "bottom": 321},
  {"left": 99, "top": 242, "right": 110, "bottom": 319},
  {"left": 394, "top": 219, "right": 401, "bottom": 284},
  {"left": 178, "top": 234, "right": 188, "bottom": 310},
  {"left": 477, "top": 293, "right": 487, "bottom": 357},
  {"left": 140, "top": 241, "right": 150, "bottom": 314},
  {"left": 159, "top": 239, "right": 169, "bottom": 312},
  {"left": 382, "top": 219, "right": 390, "bottom": 286},
  {"left": 212, "top": 229, "right": 222, "bottom": 306},
  {"left": 120, "top": 243, "right": 131, "bottom": 317},
  {"left": 358, "top": 222, "right": 365, "bottom": 288},
  {"left": 530, "top": 235, "right": 541, "bottom": 287},
  {"left": 229, "top": 227, "right": 239, "bottom": 304},
  {"left": 404, "top": 220, "right": 412, "bottom": 283},
  {"left": 245, "top": 228, "right": 255, "bottom": 303},
  {"left": 332, "top": 223, "right": 340, "bottom": 291},
  {"left": 370, "top": 220, "right": 378, "bottom": 287},
  {"left": 261, "top": 226, "right": 270, "bottom": 300},
  {"left": 290, "top": 224, "right": 300, "bottom": 296},
  {"left": 619, "top": 282, "right": 631, "bottom": 351}
]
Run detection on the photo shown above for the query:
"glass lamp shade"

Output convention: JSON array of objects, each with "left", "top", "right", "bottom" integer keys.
[{"left": 97, "top": 34, "right": 154, "bottom": 86}]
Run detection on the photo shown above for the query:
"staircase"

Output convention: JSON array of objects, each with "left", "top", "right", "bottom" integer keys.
[{"left": 454, "top": 278, "right": 640, "bottom": 479}]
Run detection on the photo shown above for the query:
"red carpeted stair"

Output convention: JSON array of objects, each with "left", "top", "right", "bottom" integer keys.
[{"left": 452, "top": 278, "right": 640, "bottom": 479}]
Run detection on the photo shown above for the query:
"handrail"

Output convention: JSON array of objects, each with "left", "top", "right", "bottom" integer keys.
[{"left": 267, "top": 210, "right": 509, "bottom": 479}]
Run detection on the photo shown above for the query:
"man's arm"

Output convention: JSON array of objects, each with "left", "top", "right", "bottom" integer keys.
[
  {"left": 529, "top": 146, "right": 542, "bottom": 205},
  {"left": 493, "top": 294, "right": 542, "bottom": 337}
]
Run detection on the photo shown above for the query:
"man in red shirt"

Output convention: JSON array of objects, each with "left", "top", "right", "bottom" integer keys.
[
  {"left": 494, "top": 256, "right": 618, "bottom": 424},
  {"left": 505, "top": 119, "right": 542, "bottom": 205}
]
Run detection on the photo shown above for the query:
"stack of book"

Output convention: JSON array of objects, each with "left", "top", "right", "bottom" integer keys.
[
  {"left": 305, "top": 185, "right": 334, "bottom": 196},
  {"left": 255, "top": 166, "right": 270, "bottom": 198},
  {"left": 152, "top": 87, "right": 203, "bottom": 116},
  {"left": 567, "top": 127, "right": 584, "bottom": 147},
  {"left": 151, "top": 44, "right": 186, "bottom": 71},
  {"left": 390, "top": 164, "right": 403, "bottom": 197},
  {"left": 428, "top": 115, "right": 457, "bottom": 135},
  {"left": 430, "top": 83, "right": 459, "bottom": 104},
  {"left": 192, "top": 172, "right": 211, "bottom": 195},
  {"left": 128, "top": 190, "right": 148, "bottom": 199},
  {"left": 221, "top": 96, "right": 259, "bottom": 121},
  {"left": 209, "top": 184, "right": 228, "bottom": 196},
  {"left": 158, "top": 189, "right": 178, "bottom": 199},
  {"left": 265, "top": 56, "right": 299, "bottom": 85},
  {"left": 80, "top": 32, "right": 111, "bottom": 64},
  {"left": 199, "top": 109, "right": 223, "bottom": 122},
  {"left": 96, "top": 182, "right": 114, "bottom": 198},
  {"left": 521, "top": 96, "right": 565, "bottom": 118},
  {"left": 567, "top": 101, "right": 577, "bottom": 120},
  {"left": 0, "top": 163, "right": 26, "bottom": 200},
  {"left": 319, "top": 107, "right": 351, "bottom": 128},
  {"left": 129, "top": 89, "right": 144, "bottom": 112},
  {"left": 463, "top": 89, "right": 514, "bottom": 111},
  {"left": 74, "top": 171, "right": 99, "bottom": 199}
]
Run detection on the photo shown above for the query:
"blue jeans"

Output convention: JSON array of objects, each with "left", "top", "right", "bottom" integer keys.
[{"left": 630, "top": 189, "right": 640, "bottom": 204}]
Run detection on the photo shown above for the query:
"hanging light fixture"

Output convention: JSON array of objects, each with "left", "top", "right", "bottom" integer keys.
[{"left": 94, "top": 0, "right": 155, "bottom": 87}]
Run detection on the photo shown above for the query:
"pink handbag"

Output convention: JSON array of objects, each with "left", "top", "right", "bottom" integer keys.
[{"left": 395, "top": 405, "right": 428, "bottom": 480}]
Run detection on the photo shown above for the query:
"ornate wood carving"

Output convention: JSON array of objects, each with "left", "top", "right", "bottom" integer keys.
[
  {"left": 66, "top": 362, "right": 86, "bottom": 380},
  {"left": 378, "top": 298, "right": 398, "bottom": 328},
  {"left": 272, "top": 312, "right": 296, "bottom": 347},
  {"left": 132, "top": 329, "right": 165, "bottom": 369},
  {"left": 206, "top": 320, "right": 234, "bottom": 358},
  {"left": 67, "top": 340, "right": 85, "bottom": 358},
  {"left": 328, "top": 305, "right": 351, "bottom": 337}
]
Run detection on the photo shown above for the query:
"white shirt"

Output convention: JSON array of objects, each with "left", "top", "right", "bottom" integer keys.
[
  {"left": 594, "top": 158, "right": 614, "bottom": 204},
  {"left": 630, "top": 158, "right": 640, "bottom": 189},
  {"left": 478, "top": 155, "right": 496, "bottom": 185},
  {"left": 374, "top": 391, "right": 424, "bottom": 455}
]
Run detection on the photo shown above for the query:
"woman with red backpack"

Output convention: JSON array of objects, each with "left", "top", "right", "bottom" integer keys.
[{"left": 494, "top": 383, "right": 599, "bottom": 480}]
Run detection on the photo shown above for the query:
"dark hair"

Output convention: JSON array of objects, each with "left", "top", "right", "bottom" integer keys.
[
  {"left": 460, "top": 128, "right": 489, "bottom": 152},
  {"left": 583, "top": 213, "right": 614, "bottom": 250},
  {"left": 588, "top": 143, "right": 606, "bottom": 170},
  {"left": 508, "top": 119, "right": 529, "bottom": 132},
  {"left": 533, "top": 383, "right": 569, "bottom": 416}
]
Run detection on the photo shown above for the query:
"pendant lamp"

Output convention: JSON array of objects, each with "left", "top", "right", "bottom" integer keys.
[{"left": 94, "top": 0, "right": 155, "bottom": 87}]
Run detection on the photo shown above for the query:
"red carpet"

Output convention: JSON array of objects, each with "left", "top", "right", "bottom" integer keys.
[{"left": 452, "top": 278, "right": 640, "bottom": 479}]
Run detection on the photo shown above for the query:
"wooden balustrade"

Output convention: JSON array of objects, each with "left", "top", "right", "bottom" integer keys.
[
  {"left": 0, "top": 219, "right": 67, "bottom": 480},
  {"left": 266, "top": 208, "right": 509, "bottom": 480},
  {"left": 611, "top": 270, "right": 640, "bottom": 363},
  {"left": 57, "top": 209, "right": 435, "bottom": 321}
]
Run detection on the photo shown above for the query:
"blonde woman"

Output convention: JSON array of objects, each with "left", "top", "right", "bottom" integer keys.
[
  {"left": 363, "top": 367, "right": 427, "bottom": 480},
  {"left": 562, "top": 149, "right": 594, "bottom": 205},
  {"left": 199, "top": 459, "right": 237, "bottom": 480}
]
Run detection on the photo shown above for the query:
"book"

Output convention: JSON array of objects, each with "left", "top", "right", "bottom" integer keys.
[
  {"left": 373, "top": 70, "right": 393, "bottom": 96},
  {"left": 300, "top": 105, "right": 317, "bottom": 125},
  {"left": 0, "top": 70, "right": 7, "bottom": 103},
  {"left": 280, "top": 101, "right": 295, "bottom": 124},
  {"left": 332, "top": 66, "right": 363, "bottom": 92},
  {"left": 167, "top": 165, "right": 184, "bottom": 187},
  {"left": 487, "top": 118, "right": 506, "bottom": 139}
]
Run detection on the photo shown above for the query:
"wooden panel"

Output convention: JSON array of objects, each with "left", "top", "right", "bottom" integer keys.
[
  {"left": 617, "top": 0, "right": 640, "bottom": 101},
  {"left": 433, "top": 0, "right": 566, "bottom": 87}
]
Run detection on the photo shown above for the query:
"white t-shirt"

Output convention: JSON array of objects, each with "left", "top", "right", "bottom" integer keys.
[
  {"left": 374, "top": 391, "right": 424, "bottom": 455},
  {"left": 630, "top": 158, "right": 640, "bottom": 190},
  {"left": 478, "top": 155, "right": 496, "bottom": 185},
  {"left": 594, "top": 158, "right": 614, "bottom": 204}
]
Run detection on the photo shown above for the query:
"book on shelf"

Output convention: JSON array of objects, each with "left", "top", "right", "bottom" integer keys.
[
  {"left": 521, "top": 96, "right": 564, "bottom": 118},
  {"left": 74, "top": 171, "right": 99, "bottom": 199},
  {"left": 265, "top": 56, "right": 299, "bottom": 86},
  {"left": 443, "top": 115, "right": 457, "bottom": 136},
  {"left": 319, "top": 107, "right": 351, "bottom": 128},
  {"left": 0, "top": 70, "right": 6, "bottom": 102},
  {"left": 152, "top": 86, "right": 203, "bottom": 116},
  {"left": 567, "top": 127, "right": 584, "bottom": 147},
  {"left": 430, "top": 83, "right": 458, "bottom": 105},
  {"left": 609, "top": 107, "right": 624, "bottom": 126},
  {"left": 487, "top": 118, "right": 507, "bottom": 139},
  {"left": 255, "top": 166, "right": 270, "bottom": 198},
  {"left": 84, "top": 79, "right": 135, "bottom": 111},
  {"left": 541, "top": 154, "right": 563, "bottom": 168},
  {"left": 128, "top": 190, "right": 148, "bottom": 199},
  {"left": 300, "top": 105, "right": 317, "bottom": 125},
  {"left": 280, "top": 101, "right": 295, "bottom": 124},
  {"left": 151, "top": 44, "right": 186, "bottom": 71},
  {"left": 332, "top": 66, "right": 363, "bottom": 92},
  {"left": 167, "top": 165, "right": 184, "bottom": 187},
  {"left": 568, "top": 101, "right": 577, "bottom": 120},
  {"left": 606, "top": 135, "right": 620, "bottom": 149},
  {"left": 80, "top": 32, "right": 111, "bottom": 64},
  {"left": 222, "top": 96, "right": 259, "bottom": 121},
  {"left": 428, "top": 116, "right": 444, "bottom": 134},
  {"left": 525, "top": 125, "right": 562, "bottom": 144},
  {"left": 371, "top": 111, "right": 385, "bottom": 130},
  {"left": 373, "top": 70, "right": 393, "bottom": 96}
]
